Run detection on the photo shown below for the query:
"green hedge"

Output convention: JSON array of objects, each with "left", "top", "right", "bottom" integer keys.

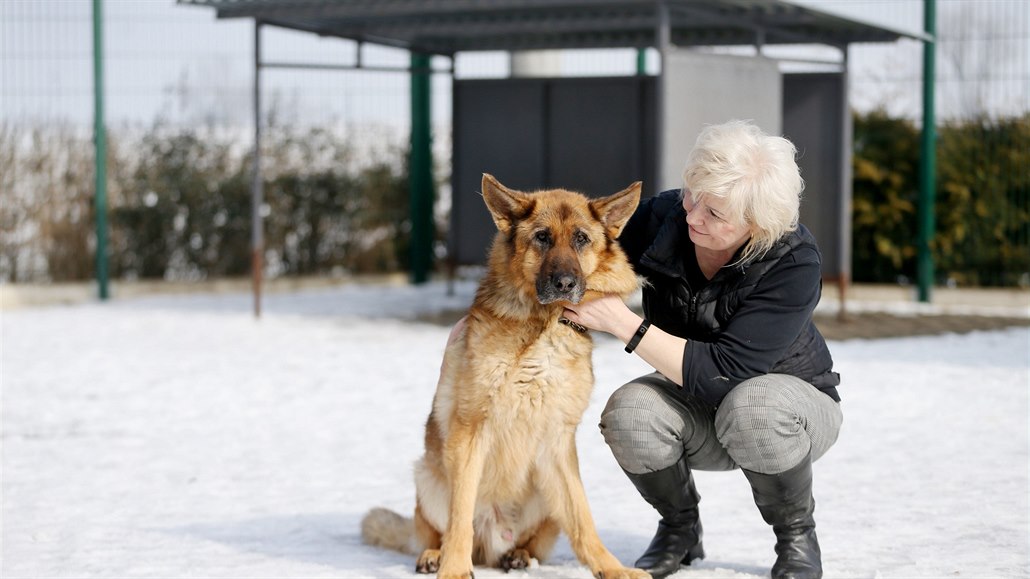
[
  {"left": 0, "top": 120, "right": 413, "bottom": 282},
  {"left": 3, "top": 112, "right": 1027, "bottom": 287},
  {"left": 852, "top": 111, "right": 1030, "bottom": 287}
]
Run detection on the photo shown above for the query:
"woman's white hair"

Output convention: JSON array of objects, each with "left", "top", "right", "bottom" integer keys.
[{"left": 681, "top": 119, "right": 803, "bottom": 264}]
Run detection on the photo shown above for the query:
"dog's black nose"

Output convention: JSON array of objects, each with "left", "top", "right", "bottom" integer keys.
[{"left": 553, "top": 273, "right": 578, "bottom": 293}]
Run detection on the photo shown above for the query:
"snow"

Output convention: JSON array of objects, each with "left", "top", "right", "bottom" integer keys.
[{"left": 3, "top": 281, "right": 1028, "bottom": 578}]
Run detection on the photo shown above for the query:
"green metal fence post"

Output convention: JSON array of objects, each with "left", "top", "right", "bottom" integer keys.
[
  {"left": 92, "top": 0, "right": 109, "bottom": 300},
  {"left": 917, "top": 0, "right": 936, "bottom": 302},
  {"left": 409, "top": 52, "right": 434, "bottom": 285}
]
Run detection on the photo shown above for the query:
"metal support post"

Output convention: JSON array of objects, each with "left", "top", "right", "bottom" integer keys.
[
  {"left": 409, "top": 52, "right": 435, "bottom": 285},
  {"left": 655, "top": 1, "right": 670, "bottom": 187},
  {"left": 251, "top": 21, "right": 265, "bottom": 316},
  {"left": 838, "top": 44, "right": 853, "bottom": 320},
  {"left": 92, "top": 0, "right": 109, "bottom": 300},
  {"left": 917, "top": 0, "right": 937, "bottom": 302}
]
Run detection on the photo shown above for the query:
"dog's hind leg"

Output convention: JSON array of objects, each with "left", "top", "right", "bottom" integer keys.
[
  {"left": 503, "top": 516, "right": 561, "bottom": 570},
  {"left": 524, "top": 516, "right": 561, "bottom": 561},
  {"left": 414, "top": 504, "right": 442, "bottom": 574}
]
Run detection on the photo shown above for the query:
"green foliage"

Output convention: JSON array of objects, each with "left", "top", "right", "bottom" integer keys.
[
  {"left": 851, "top": 110, "right": 921, "bottom": 283},
  {"left": 259, "top": 120, "right": 412, "bottom": 276},
  {"left": 113, "top": 127, "right": 252, "bottom": 279},
  {"left": 934, "top": 116, "right": 1030, "bottom": 286},
  {"left": 0, "top": 124, "right": 99, "bottom": 282},
  {"left": 0, "top": 118, "right": 413, "bottom": 283},
  {"left": 851, "top": 111, "right": 1030, "bottom": 286},
  {"left": 6, "top": 112, "right": 1026, "bottom": 287},
  {"left": 0, "top": 115, "right": 419, "bottom": 284},
  {"left": 264, "top": 158, "right": 410, "bottom": 275}
]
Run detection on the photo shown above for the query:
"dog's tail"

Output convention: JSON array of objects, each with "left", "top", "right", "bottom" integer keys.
[{"left": 360, "top": 507, "right": 418, "bottom": 555}]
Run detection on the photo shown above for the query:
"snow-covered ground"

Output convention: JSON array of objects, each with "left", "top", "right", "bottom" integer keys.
[{"left": 3, "top": 281, "right": 1028, "bottom": 578}]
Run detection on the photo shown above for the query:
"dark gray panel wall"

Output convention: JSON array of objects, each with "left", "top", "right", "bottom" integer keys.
[
  {"left": 783, "top": 73, "right": 846, "bottom": 279},
  {"left": 548, "top": 78, "right": 652, "bottom": 198},
  {"left": 453, "top": 73, "right": 844, "bottom": 276},
  {"left": 452, "top": 81, "right": 547, "bottom": 265},
  {"left": 452, "top": 76, "right": 656, "bottom": 265}
]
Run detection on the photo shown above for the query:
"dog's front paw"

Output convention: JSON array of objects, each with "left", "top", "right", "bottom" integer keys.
[
  {"left": 438, "top": 571, "right": 475, "bottom": 579},
  {"left": 415, "top": 549, "right": 440, "bottom": 574},
  {"left": 594, "top": 567, "right": 651, "bottom": 579},
  {"left": 501, "top": 548, "right": 532, "bottom": 571},
  {"left": 436, "top": 559, "right": 475, "bottom": 579}
]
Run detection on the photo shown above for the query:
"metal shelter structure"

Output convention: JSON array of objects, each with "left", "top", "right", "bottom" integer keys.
[
  {"left": 181, "top": 0, "right": 917, "bottom": 51},
  {"left": 179, "top": 0, "right": 925, "bottom": 317}
]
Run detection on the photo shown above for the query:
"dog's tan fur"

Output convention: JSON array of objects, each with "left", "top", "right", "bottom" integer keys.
[{"left": 362, "top": 175, "right": 649, "bottom": 579}]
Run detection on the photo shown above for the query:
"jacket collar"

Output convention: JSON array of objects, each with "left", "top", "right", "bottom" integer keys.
[
  {"left": 639, "top": 203, "right": 690, "bottom": 278},
  {"left": 639, "top": 202, "right": 757, "bottom": 280}
]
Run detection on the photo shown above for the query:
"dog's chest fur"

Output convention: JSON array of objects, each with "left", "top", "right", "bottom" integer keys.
[
  {"left": 440, "top": 316, "right": 593, "bottom": 428},
  {"left": 472, "top": 319, "right": 593, "bottom": 423},
  {"left": 428, "top": 313, "right": 594, "bottom": 493}
]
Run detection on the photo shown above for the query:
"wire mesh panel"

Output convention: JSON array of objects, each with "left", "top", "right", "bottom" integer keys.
[
  {"left": 1, "top": 1, "right": 430, "bottom": 283},
  {"left": 1, "top": 0, "right": 1026, "bottom": 287},
  {"left": 838, "top": 0, "right": 1029, "bottom": 286}
]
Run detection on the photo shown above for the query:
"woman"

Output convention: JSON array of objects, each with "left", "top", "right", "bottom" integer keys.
[{"left": 562, "top": 120, "right": 842, "bottom": 579}]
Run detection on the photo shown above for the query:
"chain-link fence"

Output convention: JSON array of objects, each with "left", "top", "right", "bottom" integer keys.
[
  {"left": 2, "top": 0, "right": 1027, "bottom": 286},
  {"left": 839, "top": 0, "right": 1029, "bottom": 287}
]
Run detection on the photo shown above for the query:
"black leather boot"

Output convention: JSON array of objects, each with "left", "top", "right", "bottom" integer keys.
[
  {"left": 743, "top": 453, "right": 822, "bottom": 579},
  {"left": 624, "top": 458, "right": 705, "bottom": 579}
]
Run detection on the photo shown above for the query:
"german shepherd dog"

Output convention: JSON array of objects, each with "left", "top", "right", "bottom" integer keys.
[{"left": 361, "top": 174, "right": 649, "bottom": 579}]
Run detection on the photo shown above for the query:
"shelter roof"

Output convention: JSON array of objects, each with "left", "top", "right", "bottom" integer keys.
[{"left": 178, "top": 0, "right": 923, "bottom": 55}]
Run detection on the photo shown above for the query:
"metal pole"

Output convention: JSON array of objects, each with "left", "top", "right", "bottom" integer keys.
[
  {"left": 636, "top": 48, "right": 646, "bottom": 76},
  {"left": 655, "top": 1, "right": 670, "bottom": 188},
  {"left": 917, "top": 0, "right": 937, "bottom": 302},
  {"left": 92, "top": 0, "right": 109, "bottom": 300},
  {"left": 409, "top": 52, "right": 434, "bottom": 285},
  {"left": 447, "top": 56, "right": 457, "bottom": 297},
  {"left": 251, "top": 21, "right": 264, "bottom": 317},
  {"left": 838, "top": 44, "right": 853, "bottom": 321}
]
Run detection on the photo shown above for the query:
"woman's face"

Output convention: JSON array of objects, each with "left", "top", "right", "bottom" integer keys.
[{"left": 682, "top": 191, "right": 752, "bottom": 254}]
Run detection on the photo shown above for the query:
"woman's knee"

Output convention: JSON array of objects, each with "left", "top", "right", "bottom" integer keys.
[
  {"left": 600, "top": 381, "right": 682, "bottom": 444},
  {"left": 598, "top": 380, "right": 686, "bottom": 473},
  {"left": 714, "top": 375, "right": 810, "bottom": 473}
]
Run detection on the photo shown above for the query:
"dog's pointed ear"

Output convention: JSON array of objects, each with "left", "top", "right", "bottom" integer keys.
[
  {"left": 482, "top": 173, "right": 533, "bottom": 234},
  {"left": 591, "top": 181, "right": 642, "bottom": 238}
]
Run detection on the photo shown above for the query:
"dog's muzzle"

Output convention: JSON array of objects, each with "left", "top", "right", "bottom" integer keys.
[{"left": 537, "top": 272, "right": 584, "bottom": 305}]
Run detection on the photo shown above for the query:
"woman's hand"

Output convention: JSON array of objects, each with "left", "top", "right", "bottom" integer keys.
[
  {"left": 564, "top": 295, "right": 687, "bottom": 385},
  {"left": 562, "top": 294, "right": 641, "bottom": 343}
]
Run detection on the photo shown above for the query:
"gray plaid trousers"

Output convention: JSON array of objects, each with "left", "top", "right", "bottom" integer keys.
[{"left": 599, "top": 372, "right": 843, "bottom": 475}]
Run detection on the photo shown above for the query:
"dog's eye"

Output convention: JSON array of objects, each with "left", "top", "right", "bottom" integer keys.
[
  {"left": 573, "top": 231, "right": 590, "bottom": 247},
  {"left": 534, "top": 230, "right": 552, "bottom": 245}
]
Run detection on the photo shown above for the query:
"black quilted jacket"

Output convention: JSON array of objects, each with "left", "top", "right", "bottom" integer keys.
[{"left": 619, "top": 189, "right": 841, "bottom": 406}]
